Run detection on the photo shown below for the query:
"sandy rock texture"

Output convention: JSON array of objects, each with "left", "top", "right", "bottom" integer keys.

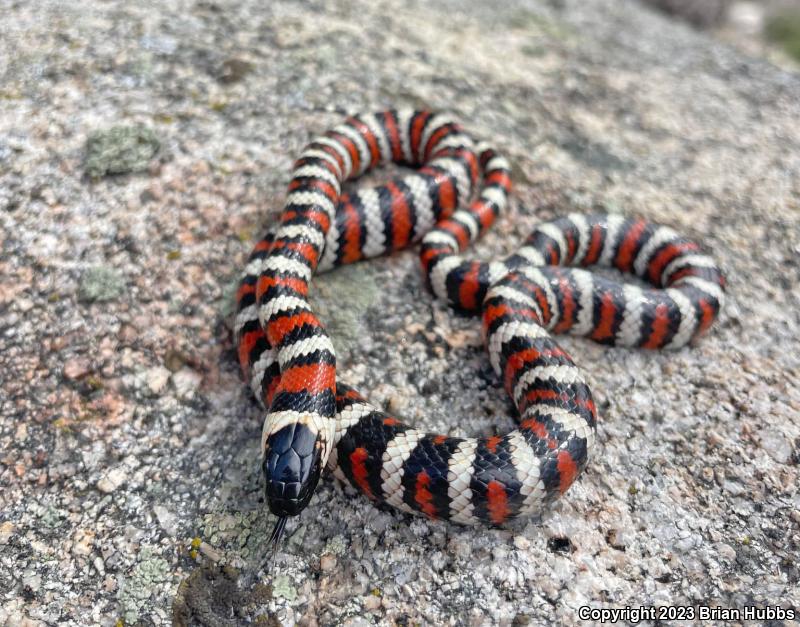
[{"left": 1, "top": 0, "right": 798, "bottom": 625}]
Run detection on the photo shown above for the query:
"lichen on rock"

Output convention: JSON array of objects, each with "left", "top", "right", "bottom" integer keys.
[
  {"left": 78, "top": 266, "right": 125, "bottom": 302},
  {"left": 84, "top": 125, "right": 160, "bottom": 178}
]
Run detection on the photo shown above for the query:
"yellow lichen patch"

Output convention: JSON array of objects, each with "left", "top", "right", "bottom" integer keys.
[{"left": 189, "top": 536, "right": 202, "bottom": 559}]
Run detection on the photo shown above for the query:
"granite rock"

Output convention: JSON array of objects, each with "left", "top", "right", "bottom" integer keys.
[{"left": 1, "top": 0, "right": 798, "bottom": 625}]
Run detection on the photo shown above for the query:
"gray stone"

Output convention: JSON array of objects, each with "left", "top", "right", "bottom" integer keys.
[
  {"left": 172, "top": 367, "right": 202, "bottom": 401},
  {"left": 153, "top": 505, "right": 178, "bottom": 537},
  {"left": 145, "top": 366, "right": 171, "bottom": 396},
  {"left": 96, "top": 466, "right": 128, "bottom": 494}
]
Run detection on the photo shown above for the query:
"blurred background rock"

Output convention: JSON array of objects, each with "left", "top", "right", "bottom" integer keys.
[{"left": 643, "top": 0, "right": 800, "bottom": 65}]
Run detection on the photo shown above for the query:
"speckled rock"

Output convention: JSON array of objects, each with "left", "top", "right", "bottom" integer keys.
[{"left": 1, "top": 0, "right": 799, "bottom": 625}]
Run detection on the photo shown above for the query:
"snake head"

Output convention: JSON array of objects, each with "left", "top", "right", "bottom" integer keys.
[{"left": 262, "top": 421, "right": 324, "bottom": 517}]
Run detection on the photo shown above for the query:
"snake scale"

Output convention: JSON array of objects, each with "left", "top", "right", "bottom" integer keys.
[{"left": 232, "top": 110, "right": 724, "bottom": 540}]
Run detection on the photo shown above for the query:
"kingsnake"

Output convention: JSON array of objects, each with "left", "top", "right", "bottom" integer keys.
[{"left": 233, "top": 110, "right": 724, "bottom": 538}]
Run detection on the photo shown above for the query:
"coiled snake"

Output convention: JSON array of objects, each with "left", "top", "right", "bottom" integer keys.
[{"left": 233, "top": 111, "right": 724, "bottom": 540}]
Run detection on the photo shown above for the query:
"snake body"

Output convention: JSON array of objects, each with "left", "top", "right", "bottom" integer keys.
[{"left": 233, "top": 111, "right": 724, "bottom": 529}]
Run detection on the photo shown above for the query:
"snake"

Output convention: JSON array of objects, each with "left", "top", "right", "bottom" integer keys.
[{"left": 232, "top": 110, "right": 724, "bottom": 540}]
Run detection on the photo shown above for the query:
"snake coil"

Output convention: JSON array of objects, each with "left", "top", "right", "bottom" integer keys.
[{"left": 233, "top": 111, "right": 724, "bottom": 538}]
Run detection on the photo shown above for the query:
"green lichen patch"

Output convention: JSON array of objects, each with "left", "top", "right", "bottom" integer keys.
[
  {"left": 79, "top": 266, "right": 125, "bottom": 302},
  {"left": 270, "top": 575, "right": 297, "bottom": 602},
  {"left": 322, "top": 535, "right": 347, "bottom": 557},
  {"left": 117, "top": 548, "right": 171, "bottom": 624},
  {"left": 312, "top": 263, "right": 380, "bottom": 361},
  {"left": 219, "top": 274, "right": 241, "bottom": 326},
  {"left": 84, "top": 125, "right": 160, "bottom": 178},
  {"left": 201, "top": 508, "right": 275, "bottom": 561}
]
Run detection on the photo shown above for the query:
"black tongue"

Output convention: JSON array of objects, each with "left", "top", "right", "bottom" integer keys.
[{"left": 268, "top": 515, "right": 288, "bottom": 554}]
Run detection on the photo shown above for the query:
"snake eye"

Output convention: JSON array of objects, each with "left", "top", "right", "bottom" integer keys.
[{"left": 262, "top": 422, "right": 323, "bottom": 517}]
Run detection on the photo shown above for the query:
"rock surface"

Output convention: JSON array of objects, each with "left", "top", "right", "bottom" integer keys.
[{"left": 1, "top": 0, "right": 799, "bottom": 625}]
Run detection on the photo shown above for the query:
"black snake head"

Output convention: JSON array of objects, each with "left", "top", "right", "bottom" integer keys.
[{"left": 262, "top": 421, "right": 323, "bottom": 517}]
